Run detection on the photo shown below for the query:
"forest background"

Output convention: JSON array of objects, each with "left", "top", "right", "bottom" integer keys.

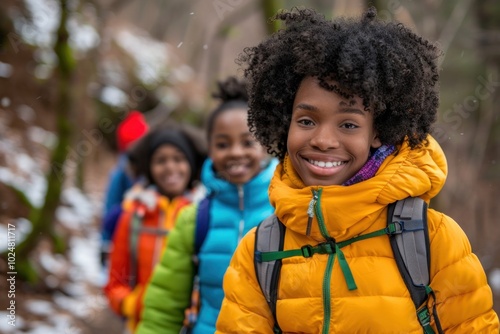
[{"left": 0, "top": 0, "right": 499, "bottom": 333}]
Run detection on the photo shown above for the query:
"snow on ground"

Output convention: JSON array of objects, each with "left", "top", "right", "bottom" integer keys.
[{"left": 0, "top": 113, "right": 121, "bottom": 332}]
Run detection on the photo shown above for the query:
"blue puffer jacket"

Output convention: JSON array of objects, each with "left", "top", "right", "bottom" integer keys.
[
  {"left": 196, "top": 158, "right": 278, "bottom": 333},
  {"left": 136, "top": 158, "right": 278, "bottom": 334}
]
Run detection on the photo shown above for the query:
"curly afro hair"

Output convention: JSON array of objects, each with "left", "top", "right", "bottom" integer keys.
[
  {"left": 239, "top": 7, "right": 442, "bottom": 160},
  {"left": 206, "top": 76, "right": 249, "bottom": 141}
]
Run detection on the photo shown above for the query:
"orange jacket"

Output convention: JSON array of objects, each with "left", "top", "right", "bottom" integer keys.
[
  {"left": 104, "top": 185, "right": 191, "bottom": 331},
  {"left": 217, "top": 136, "right": 499, "bottom": 333}
]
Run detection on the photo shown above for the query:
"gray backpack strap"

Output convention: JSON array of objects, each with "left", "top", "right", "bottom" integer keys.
[
  {"left": 254, "top": 214, "right": 285, "bottom": 333},
  {"left": 388, "top": 197, "right": 430, "bottom": 307}
]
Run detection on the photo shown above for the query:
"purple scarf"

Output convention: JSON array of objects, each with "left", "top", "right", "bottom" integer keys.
[{"left": 343, "top": 145, "right": 395, "bottom": 186}]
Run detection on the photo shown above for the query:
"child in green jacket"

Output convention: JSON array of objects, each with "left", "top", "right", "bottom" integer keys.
[{"left": 136, "top": 77, "right": 277, "bottom": 334}]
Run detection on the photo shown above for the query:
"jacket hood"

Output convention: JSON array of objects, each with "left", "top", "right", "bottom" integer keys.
[{"left": 269, "top": 136, "right": 448, "bottom": 242}]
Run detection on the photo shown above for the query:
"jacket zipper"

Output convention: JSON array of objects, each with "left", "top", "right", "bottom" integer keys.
[
  {"left": 237, "top": 185, "right": 244, "bottom": 243},
  {"left": 312, "top": 189, "right": 334, "bottom": 334},
  {"left": 306, "top": 190, "right": 318, "bottom": 236}
]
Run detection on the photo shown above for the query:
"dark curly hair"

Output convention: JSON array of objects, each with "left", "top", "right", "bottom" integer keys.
[
  {"left": 206, "top": 76, "right": 249, "bottom": 141},
  {"left": 239, "top": 7, "right": 441, "bottom": 160}
]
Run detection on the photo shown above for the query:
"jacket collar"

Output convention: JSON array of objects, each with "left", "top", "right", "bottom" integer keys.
[
  {"left": 269, "top": 136, "right": 447, "bottom": 241},
  {"left": 201, "top": 158, "right": 279, "bottom": 207}
]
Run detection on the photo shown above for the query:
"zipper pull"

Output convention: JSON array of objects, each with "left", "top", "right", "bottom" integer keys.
[
  {"left": 237, "top": 185, "right": 244, "bottom": 211},
  {"left": 306, "top": 191, "right": 318, "bottom": 236},
  {"left": 237, "top": 185, "right": 245, "bottom": 242}
]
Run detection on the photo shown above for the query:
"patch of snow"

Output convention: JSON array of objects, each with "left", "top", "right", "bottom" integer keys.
[
  {"left": 15, "top": 152, "right": 39, "bottom": 176},
  {"left": 48, "top": 314, "right": 80, "bottom": 334},
  {"left": 0, "top": 136, "right": 47, "bottom": 207},
  {"left": 57, "top": 187, "right": 95, "bottom": 230},
  {"left": 27, "top": 126, "right": 57, "bottom": 149},
  {"left": 39, "top": 251, "right": 68, "bottom": 276},
  {"left": 115, "top": 29, "right": 171, "bottom": 85},
  {"left": 68, "top": 17, "right": 100, "bottom": 52},
  {"left": 56, "top": 206, "right": 81, "bottom": 230},
  {"left": 0, "top": 167, "right": 46, "bottom": 208},
  {"left": 53, "top": 292, "right": 92, "bottom": 319},
  {"left": 0, "top": 312, "right": 24, "bottom": 333},
  {"left": 21, "top": 0, "right": 60, "bottom": 48},
  {"left": 68, "top": 234, "right": 102, "bottom": 286},
  {"left": 61, "top": 282, "right": 87, "bottom": 297},
  {"left": 16, "top": 105, "right": 35, "bottom": 122},
  {"left": 1, "top": 96, "right": 11, "bottom": 107},
  {"left": 24, "top": 299, "right": 54, "bottom": 316},
  {"left": 33, "top": 48, "right": 58, "bottom": 66},
  {"left": 18, "top": 0, "right": 98, "bottom": 55},
  {"left": 0, "top": 218, "right": 32, "bottom": 252},
  {"left": 34, "top": 63, "right": 54, "bottom": 80},
  {"left": 62, "top": 188, "right": 94, "bottom": 222},
  {"left": 99, "top": 86, "right": 128, "bottom": 108},
  {"left": 0, "top": 61, "right": 13, "bottom": 78}
]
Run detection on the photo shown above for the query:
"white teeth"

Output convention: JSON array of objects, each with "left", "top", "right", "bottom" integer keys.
[{"left": 309, "top": 159, "right": 344, "bottom": 168}]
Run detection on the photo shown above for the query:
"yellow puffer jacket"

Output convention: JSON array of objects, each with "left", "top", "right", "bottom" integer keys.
[{"left": 216, "top": 137, "right": 499, "bottom": 333}]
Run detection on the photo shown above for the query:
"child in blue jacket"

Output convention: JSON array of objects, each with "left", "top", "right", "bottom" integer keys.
[{"left": 136, "top": 76, "right": 277, "bottom": 334}]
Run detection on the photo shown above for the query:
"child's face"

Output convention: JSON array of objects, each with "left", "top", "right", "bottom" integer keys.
[
  {"left": 287, "top": 77, "right": 381, "bottom": 186},
  {"left": 209, "top": 108, "right": 268, "bottom": 185},
  {"left": 150, "top": 143, "right": 191, "bottom": 198}
]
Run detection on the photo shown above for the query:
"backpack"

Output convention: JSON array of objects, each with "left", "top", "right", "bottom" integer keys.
[{"left": 254, "top": 197, "right": 444, "bottom": 334}]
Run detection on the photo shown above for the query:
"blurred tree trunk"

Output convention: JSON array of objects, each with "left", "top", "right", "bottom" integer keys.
[
  {"left": 16, "top": 0, "right": 75, "bottom": 281},
  {"left": 472, "top": 0, "right": 500, "bottom": 251}
]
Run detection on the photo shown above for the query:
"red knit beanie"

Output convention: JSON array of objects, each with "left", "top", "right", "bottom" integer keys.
[{"left": 116, "top": 110, "right": 149, "bottom": 152}]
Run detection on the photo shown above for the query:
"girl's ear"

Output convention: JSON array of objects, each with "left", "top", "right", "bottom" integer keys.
[{"left": 371, "top": 133, "right": 382, "bottom": 149}]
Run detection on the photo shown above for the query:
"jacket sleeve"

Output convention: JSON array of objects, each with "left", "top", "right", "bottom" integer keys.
[
  {"left": 136, "top": 204, "right": 197, "bottom": 334},
  {"left": 216, "top": 228, "right": 275, "bottom": 334},
  {"left": 104, "top": 210, "right": 133, "bottom": 315},
  {"left": 428, "top": 210, "right": 499, "bottom": 332}
]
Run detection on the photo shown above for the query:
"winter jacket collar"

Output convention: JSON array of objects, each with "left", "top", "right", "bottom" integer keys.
[
  {"left": 201, "top": 158, "right": 278, "bottom": 208},
  {"left": 269, "top": 135, "right": 447, "bottom": 242}
]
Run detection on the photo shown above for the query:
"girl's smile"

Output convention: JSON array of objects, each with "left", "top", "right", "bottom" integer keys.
[{"left": 304, "top": 156, "right": 347, "bottom": 177}]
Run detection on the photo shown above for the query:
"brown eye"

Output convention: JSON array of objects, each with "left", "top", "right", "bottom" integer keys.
[{"left": 298, "top": 119, "right": 314, "bottom": 126}]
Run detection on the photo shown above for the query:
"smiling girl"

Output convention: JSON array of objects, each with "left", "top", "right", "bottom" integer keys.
[
  {"left": 136, "top": 76, "right": 278, "bottom": 334},
  {"left": 216, "top": 7, "right": 499, "bottom": 334},
  {"left": 104, "top": 123, "right": 206, "bottom": 333}
]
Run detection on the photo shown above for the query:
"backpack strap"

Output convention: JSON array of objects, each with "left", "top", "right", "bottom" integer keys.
[
  {"left": 180, "top": 198, "right": 211, "bottom": 332},
  {"left": 194, "top": 197, "right": 211, "bottom": 255},
  {"left": 254, "top": 214, "right": 285, "bottom": 334},
  {"left": 388, "top": 197, "right": 429, "bottom": 306},
  {"left": 129, "top": 206, "right": 145, "bottom": 288},
  {"left": 388, "top": 197, "right": 443, "bottom": 334},
  {"left": 128, "top": 205, "right": 170, "bottom": 288}
]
